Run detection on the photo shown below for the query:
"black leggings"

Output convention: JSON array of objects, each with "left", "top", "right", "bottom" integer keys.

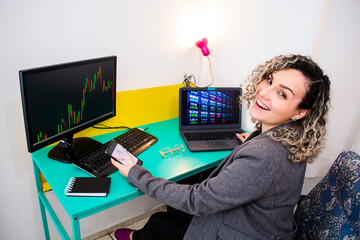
[{"left": 132, "top": 210, "right": 192, "bottom": 240}]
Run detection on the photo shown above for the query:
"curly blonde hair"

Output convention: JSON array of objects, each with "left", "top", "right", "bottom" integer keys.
[{"left": 242, "top": 54, "right": 331, "bottom": 162}]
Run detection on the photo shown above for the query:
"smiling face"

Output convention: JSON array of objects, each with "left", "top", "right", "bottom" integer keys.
[{"left": 249, "top": 69, "right": 309, "bottom": 132}]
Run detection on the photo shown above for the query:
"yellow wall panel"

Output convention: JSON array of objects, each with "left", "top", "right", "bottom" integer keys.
[{"left": 41, "top": 83, "right": 186, "bottom": 191}]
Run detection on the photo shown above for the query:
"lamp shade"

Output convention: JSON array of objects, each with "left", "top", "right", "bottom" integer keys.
[{"left": 195, "top": 38, "right": 210, "bottom": 56}]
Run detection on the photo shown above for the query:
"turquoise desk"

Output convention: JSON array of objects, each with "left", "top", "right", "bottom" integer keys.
[{"left": 32, "top": 118, "right": 231, "bottom": 240}]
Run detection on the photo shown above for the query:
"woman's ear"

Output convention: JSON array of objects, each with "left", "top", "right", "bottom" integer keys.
[{"left": 292, "top": 109, "right": 309, "bottom": 121}]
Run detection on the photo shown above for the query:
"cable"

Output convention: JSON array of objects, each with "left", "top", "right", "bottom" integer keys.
[
  {"left": 92, "top": 124, "right": 151, "bottom": 132},
  {"left": 183, "top": 74, "right": 196, "bottom": 87},
  {"left": 92, "top": 124, "right": 130, "bottom": 130},
  {"left": 108, "top": 232, "right": 114, "bottom": 240},
  {"left": 184, "top": 56, "right": 214, "bottom": 88},
  {"left": 205, "top": 55, "right": 215, "bottom": 87}
]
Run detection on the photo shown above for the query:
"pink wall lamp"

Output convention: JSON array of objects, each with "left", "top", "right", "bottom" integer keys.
[{"left": 195, "top": 38, "right": 210, "bottom": 56}]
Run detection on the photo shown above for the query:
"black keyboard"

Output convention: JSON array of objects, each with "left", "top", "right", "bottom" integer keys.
[
  {"left": 113, "top": 128, "right": 158, "bottom": 156},
  {"left": 74, "top": 128, "right": 158, "bottom": 177},
  {"left": 76, "top": 144, "right": 111, "bottom": 174},
  {"left": 184, "top": 130, "right": 243, "bottom": 141}
]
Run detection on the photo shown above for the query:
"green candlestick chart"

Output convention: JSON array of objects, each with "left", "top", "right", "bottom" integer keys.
[{"left": 37, "top": 66, "right": 113, "bottom": 142}]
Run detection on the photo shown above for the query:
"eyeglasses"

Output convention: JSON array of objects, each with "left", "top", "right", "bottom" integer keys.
[{"left": 159, "top": 144, "right": 185, "bottom": 158}]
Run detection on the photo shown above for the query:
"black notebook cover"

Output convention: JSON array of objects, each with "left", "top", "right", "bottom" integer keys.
[{"left": 64, "top": 177, "right": 111, "bottom": 197}]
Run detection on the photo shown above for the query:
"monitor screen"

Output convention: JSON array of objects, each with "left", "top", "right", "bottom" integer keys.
[
  {"left": 179, "top": 87, "right": 241, "bottom": 130},
  {"left": 19, "top": 56, "right": 116, "bottom": 161}
]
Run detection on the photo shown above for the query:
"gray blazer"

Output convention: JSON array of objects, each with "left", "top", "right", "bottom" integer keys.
[{"left": 128, "top": 125, "right": 306, "bottom": 240}]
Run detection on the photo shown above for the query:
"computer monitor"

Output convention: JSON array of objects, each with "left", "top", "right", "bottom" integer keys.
[{"left": 19, "top": 56, "right": 117, "bottom": 163}]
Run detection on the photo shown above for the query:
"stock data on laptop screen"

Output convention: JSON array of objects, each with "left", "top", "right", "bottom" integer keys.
[{"left": 181, "top": 89, "right": 241, "bottom": 126}]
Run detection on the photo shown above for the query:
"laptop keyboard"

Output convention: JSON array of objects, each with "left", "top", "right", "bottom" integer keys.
[
  {"left": 184, "top": 130, "right": 244, "bottom": 141},
  {"left": 76, "top": 128, "right": 158, "bottom": 176}
]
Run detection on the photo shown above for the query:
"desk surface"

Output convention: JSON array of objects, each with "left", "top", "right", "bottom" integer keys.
[{"left": 32, "top": 118, "right": 231, "bottom": 220}]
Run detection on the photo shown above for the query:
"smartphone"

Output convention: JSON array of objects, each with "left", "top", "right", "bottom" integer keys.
[{"left": 105, "top": 140, "right": 143, "bottom": 166}]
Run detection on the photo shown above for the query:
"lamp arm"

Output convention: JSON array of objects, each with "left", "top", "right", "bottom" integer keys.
[
  {"left": 184, "top": 56, "right": 214, "bottom": 88},
  {"left": 205, "top": 55, "right": 215, "bottom": 87}
]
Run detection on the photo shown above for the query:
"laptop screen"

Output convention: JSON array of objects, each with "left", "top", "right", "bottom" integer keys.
[{"left": 179, "top": 87, "right": 242, "bottom": 130}]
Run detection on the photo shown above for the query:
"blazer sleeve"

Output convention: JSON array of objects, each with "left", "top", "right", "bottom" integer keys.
[{"left": 127, "top": 138, "right": 286, "bottom": 216}]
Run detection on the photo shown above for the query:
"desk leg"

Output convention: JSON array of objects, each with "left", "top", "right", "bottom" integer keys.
[
  {"left": 33, "top": 160, "right": 71, "bottom": 240},
  {"left": 72, "top": 217, "right": 81, "bottom": 240},
  {"left": 33, "top": 160, "right": 51, "bottom": 240}
]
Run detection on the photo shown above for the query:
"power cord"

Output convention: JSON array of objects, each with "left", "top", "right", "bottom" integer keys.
[
  {"left": 183, "top": 73, "right": 196, "bottom": 87},
  {"left": 183, "top": 56, "right": 215, "bottom": 88},
  {"left": 108, "top": 232, "right": 114, "bottom": 240},
  {"left": 92, "top": 124, "right": 130, "bottom": 130},
  {"left": 93, "top": 124, "right": 150, "bottom": 132}
]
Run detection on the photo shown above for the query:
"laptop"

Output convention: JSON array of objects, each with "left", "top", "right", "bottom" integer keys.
[{"left": 179, "top": 87, "right": 245, "bottom": 152}]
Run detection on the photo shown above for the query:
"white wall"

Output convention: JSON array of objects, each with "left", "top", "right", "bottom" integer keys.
[
  {"left": 1, "top": 0, "right": 359, "bottom": 239},
  {"left": 306, "top": 0, "right": 360, "bottom": 177}
]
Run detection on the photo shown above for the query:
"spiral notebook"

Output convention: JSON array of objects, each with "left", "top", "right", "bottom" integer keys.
[{"left": 64, "top": 177, "right": 111, "bottom": 197}]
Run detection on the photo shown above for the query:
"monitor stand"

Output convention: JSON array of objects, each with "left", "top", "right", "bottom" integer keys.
[{"left": 48, "top": 136, "right": 103, "bottom": 163}]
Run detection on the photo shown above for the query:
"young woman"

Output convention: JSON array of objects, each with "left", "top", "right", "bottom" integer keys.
[{"left": 111, "top": 54, "right": 331, "bottom": 240}]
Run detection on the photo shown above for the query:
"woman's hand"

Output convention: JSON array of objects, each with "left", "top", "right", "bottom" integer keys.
[
  {"left": 111, "top": 155, "right": 136, "bottom": 178},
  {"left": 236, "top": 132, "right": 250, "bottom": 143}
]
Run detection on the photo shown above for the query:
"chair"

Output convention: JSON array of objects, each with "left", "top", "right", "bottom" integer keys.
[{"left": 294, "top": 151, "right": 360, "bottom": 239}]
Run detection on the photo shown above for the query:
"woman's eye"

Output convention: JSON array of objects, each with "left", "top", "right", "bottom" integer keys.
[
  {"left": 279, "top": 91, "right": 287, "bottom": 99},
  {"left": 267, "top": 78, "right": 272, "bottom": 84}
]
